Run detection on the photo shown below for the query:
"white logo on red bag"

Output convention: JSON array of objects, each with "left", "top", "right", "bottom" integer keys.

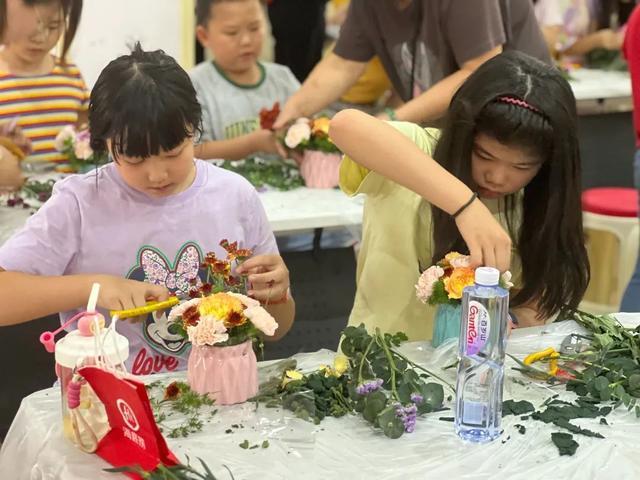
[{"left": 117, "top": 398, "right": 140, "bottom": 432}]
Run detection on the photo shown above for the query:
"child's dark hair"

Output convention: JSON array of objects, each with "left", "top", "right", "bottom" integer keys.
[
  {"left": 431, "top": 50, "right": 589, "bottom": 318},
  {"left": 0, "top": 0, "right": 83, "bottom": 62},
  {"left": 195, "top": 0, "right": 262, "bottom": 26},
  {"left": 89, "top": 43, "right": 202, "bottom": 160}
]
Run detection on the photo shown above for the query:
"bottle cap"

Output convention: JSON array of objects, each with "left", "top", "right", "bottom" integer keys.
[
  {"left": 475, "top": 267, "right": 500, "bottom": 286},
  {"left": 55, "top": 329, "right": 129, "bottom": 369}
]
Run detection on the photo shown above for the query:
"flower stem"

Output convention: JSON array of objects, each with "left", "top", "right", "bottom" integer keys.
[
  {"left": 376, "top": 328, "right": 399, "bottom": 401},
  {"left": 392, "top": 350, "right": 456, "bottom": 392},
  {"left": 358, "top": 336, "right": 376, "bottom": 384}
]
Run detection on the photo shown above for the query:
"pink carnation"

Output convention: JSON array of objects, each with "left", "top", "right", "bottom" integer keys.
[
  {"left": 187, "top": 315, "right": 228, "bottom": 346},
  {"left": 284, "top": 121, "right": 311, "bottom": 149},
  {"left": 227, "top": 292, "right": 261, "bottom": 308},
  {"left": 415, "top": 265, "right": 445, "bottom": 303},
  {"left": 54, "top": 125, "right": 75, "bottom": 152},
  {"left": 244, "top": 306, "right": 278, "bottom": 336},
  {"left": 74, "top": 138, "right": 93, "bottom": 160},
  {"left": 449, "top": 255, "right": 471, "bottom": 268}
]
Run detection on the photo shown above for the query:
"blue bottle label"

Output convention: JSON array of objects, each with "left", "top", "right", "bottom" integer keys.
[{"left": 466, "top": 300, "right": 490, "bottom": 355}]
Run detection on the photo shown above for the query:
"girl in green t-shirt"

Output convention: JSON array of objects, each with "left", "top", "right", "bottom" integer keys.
[{"left": 330, "top": 51, "right": 589, "bottom": 338}]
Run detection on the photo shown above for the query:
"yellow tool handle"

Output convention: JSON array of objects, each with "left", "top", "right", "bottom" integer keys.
[
  {"left": 110, "top": 297, "right": 180, "bottom": 319},
  {"left": 524, "top": 346, "right": 558, "bottom": 365}
]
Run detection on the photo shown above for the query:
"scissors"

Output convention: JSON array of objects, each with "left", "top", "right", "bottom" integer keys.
[{"left": 523, "top": 333, "right": 591, "bottom": 378}]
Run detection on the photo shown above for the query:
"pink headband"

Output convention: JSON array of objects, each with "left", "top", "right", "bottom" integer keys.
[{"left": 496, "top": 96, "right": 543, "bottom": 115}]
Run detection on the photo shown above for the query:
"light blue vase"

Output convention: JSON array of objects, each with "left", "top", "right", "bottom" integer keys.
[{"left": 432, "top": 303, "right": 462, "bottom": 348}]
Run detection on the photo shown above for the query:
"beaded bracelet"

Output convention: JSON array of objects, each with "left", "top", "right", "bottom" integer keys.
[{"left": 384, "top": 107, "right": 397, "bottom": 121}]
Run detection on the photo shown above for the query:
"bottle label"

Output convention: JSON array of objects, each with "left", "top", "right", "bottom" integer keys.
[{"left": 466, "top": 300, "right": 490, "bottom": 355}]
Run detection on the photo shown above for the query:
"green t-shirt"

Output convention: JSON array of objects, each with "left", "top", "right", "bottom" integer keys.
[{"left": 339, "top": 121, "right": 522, "bottom": 340}]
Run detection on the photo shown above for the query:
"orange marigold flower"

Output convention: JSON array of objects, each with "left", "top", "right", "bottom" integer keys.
[
  {"left": 224, "top": 310, "right": 247, "bottom": 328},
  {"left": 444, "top": 267, "right": 475, "bottom": 300},
  {"left": 220, "top": 239, "right": 238, "bottom": 255},
  {"left": 235, "top": 248, "right": 253, "bottom": 259},
  {"left": 182, "top": 305, "right": 201, "bottom": 327},
  {"left": 203, "top": 252, "right": 219, "bottom": 267},
  {"left": 312, "top": 117, "right": 330, "bottom": 137},
  {"left": 210, "top": 259, "right": 231, "bottom": 276},
  {"left": 163, "top": 381, "right": 181, "bottom": 401}
]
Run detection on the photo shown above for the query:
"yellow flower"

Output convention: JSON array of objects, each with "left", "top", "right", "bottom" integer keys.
[
  {"left": 333, "top": 355, "right": 349, "bottom": 376},
  {"left": 282, "top": 369, "right": 304, "bottom": 387},
  {"left": 444, "top": 267, "right": 475, "bottom": 299},
  {"left": 198, "top": 293, "right": 245, "bottom": 325},
  {"left": 311, "top": 117, "right": 331, "bottom": 136}
]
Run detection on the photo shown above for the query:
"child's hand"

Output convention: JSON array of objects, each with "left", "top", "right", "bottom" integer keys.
[
  {"left": 249, "top": 129, "right": 288, "bottom": 158},
  {"left": 0, "top": 146, "right": 24, "bottom": 191},
  {"left": 596, "top": 29, "right": 624, "bottom": 50},
  {"left": 95, "top": 275, "right": 170, "bottom": 313},
  {"left": 236, "top": 254, "right": 290, "bottom": 303},
  {"left": 0, "top": 122, "right": 32, "bottom": 155},
  {"left": 454, "top": 199, "right": 512, "bottom": 272}
]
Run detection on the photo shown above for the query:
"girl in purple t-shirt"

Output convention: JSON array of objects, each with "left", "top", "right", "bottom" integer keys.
[{"left": 0, "top": 44, "right": 294, "bottom": 374}]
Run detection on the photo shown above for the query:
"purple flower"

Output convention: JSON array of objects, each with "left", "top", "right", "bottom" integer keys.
[
  {"left": 355, "top": 378, "right": 384, "bottom": 395},
  {"left": 396, "top": 403, "right": 418, "bottom": 433},
  {"left": 410, "top": 393, "right": 424, "bottom": 405}
]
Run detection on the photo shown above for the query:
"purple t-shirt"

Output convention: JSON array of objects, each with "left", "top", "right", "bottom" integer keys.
[{"left": 0, "top": 160, "right": 278, "bottom": 375}]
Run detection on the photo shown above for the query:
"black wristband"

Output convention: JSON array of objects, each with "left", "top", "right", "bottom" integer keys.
[{"left": 452, "top": 192, "right": 478, "bottom": 219}]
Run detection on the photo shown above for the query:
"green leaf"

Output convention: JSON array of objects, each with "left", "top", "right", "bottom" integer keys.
[
  {"left": 261, "top": 440, "right": 269, "bottom": 449},
  {"left": 502, "top": 400, "right": 535, "bottom": 417},
  {"left": 551, "top": 432, "right": 579, "bottom": 456},
  {"left": 362, "top": 391, "right": 387, "bottom": 424},
  {"left": 629, "top": 374, "right": 640, "bottom": 392},
  {"left": 593, "top": 376, "right": 610, "bottom": 393},
  {"left": 594, "top": 333, "right": 615, "bottom": 349},
  {"left": 377, "top": 406, "right": 405, "bottom": 439},
  {"left": 239, "top": 440, "right": 250, "bottom": 449},
  {"left": 419, "top": 383, "right": 444, "bottom": 411}
]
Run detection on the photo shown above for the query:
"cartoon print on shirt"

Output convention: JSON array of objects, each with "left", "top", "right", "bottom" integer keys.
[{"left": 126, "top": 242, "right": 206, "bottom": 357}]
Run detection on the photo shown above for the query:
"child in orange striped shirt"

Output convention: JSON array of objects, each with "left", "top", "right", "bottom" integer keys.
[{"left": 0, "top": 0, "right": 87, "bottom": 163}]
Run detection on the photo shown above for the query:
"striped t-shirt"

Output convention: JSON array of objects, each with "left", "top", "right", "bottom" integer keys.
[{"left": 0, "top": 59, "right": 89, "bottom": 163}]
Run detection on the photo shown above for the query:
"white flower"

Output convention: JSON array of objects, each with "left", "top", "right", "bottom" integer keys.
[
  {"left": 501, "top": 271, "right": 514, "bottom": 289},
  {"left": 284, "top": 121, "right": 311, "bottom": 149},
  {"left": 415, "top": 265, "right": 445, "bottom": 303},
  {"left": 167, "top": 298, "right": 202, "bottom": 323},
  {"left": 54, "top": 125, "right": 75, "bottom": 152},
  {"left": 226, "top": 292, "right": 261, "bottom": 308},
  {"left": 244, "top": 306, "right": 278, "bottom": 336},
  {"left": 74, "top": 138, "right": 93, "bottom": 160},
  {"left": 187, "top": 314, "right": 228, "bottom": 346}
]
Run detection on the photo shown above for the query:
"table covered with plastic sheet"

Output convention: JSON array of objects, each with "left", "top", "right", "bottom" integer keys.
[{"left": 2, "top": 314, "right": 640, "bottom": 480}]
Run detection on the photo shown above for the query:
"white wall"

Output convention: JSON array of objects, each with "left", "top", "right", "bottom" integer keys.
[{"left": 69, "top": 0, "right": 195, "bottom": 88}]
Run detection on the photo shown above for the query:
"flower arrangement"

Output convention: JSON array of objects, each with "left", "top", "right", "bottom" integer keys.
[
  {"left": 254, "top": 325, "right": 452, "bottom": 439},
  {"left": 54, "top": 125, "right": 108, "bottom": 173},
  {"left": 168, "top": 239, "right": 278, "bottom": 348},
  {"left": 415, "top": 252, "right": 513, "bottom": 306},
  {"left": 283, "top": 116, "right": 339, "bottom": 154},
  {"left": 281, "top": 116, "right": 341, "bottom": 189}
]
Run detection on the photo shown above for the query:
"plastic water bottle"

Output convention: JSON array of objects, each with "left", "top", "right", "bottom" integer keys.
[{"left": 454, "top": 267, "right": 509, "bottom": 443}]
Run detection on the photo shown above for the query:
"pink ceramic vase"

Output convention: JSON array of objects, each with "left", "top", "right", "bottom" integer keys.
[
  {"left": 299, "top": 150, "right": 342, "bottom": 189},
  {"left": 187, "top": 340, "right": 258, "bottom": 405}
]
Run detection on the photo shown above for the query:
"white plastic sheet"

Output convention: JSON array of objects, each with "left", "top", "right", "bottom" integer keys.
[{"left": 2, "top": 315, "right": 640, "bottom": 480}]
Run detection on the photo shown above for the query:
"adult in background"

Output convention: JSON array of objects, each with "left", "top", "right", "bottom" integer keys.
[
  {"left": 267, "top": 0, "right": 328, "bottom": 83},
  {"left": 620, "top": 4, "right": 640, "bottom": 312},
  {"left": 274, "top": 0, "right": 550, "bottom": 129}
]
